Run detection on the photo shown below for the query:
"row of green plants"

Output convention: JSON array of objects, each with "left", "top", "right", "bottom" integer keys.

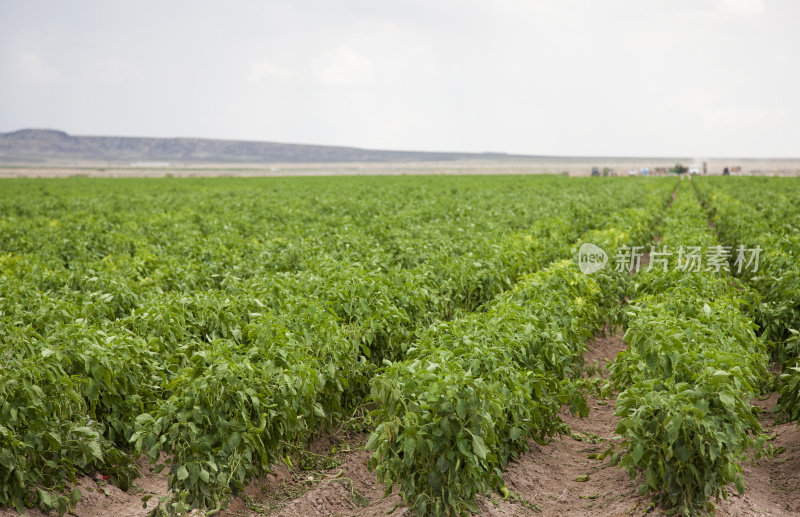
[
  {"left": 0, "top": 176, "right": 676, "bottom": 513},
  {"left": 0, "top": 178, "right": 657, "bottom": 358},
  {"left": 695, "top": 178, "right": 800, "bottom": 352},
  {"left": 0, "top": 176, "right": 620, "bottom": 285},
  {"left": 129, "top": 183, "right": 673, "bottom": 510},
  {"left": 365, "top": 201, "right": 666, "bottom": 516},
  {"left": 694, "top": 178, "right": 800, "bottom": 424},
  {"left": 610, "top": 184, "right": 770, "bottom": 515}
]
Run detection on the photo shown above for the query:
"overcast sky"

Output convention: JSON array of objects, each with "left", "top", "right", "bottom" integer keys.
[{"left": 1, "top": 0, "right": 797, "bottom": 157}]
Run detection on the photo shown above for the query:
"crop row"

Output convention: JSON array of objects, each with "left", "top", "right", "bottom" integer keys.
[
  {"left": 0, "top": 176, "right": 620, "bottom": 285},
  {"left": 610, "top": 183, "right": 770, "bottom": 515},
  {"left": 695, "top": 178, "right": 800, "bottom": 350},
  {"left": 365, "top": 198, "right": 667, "bottom": 515},
  {"left": 132, "top": 182, "right": 674, "bottom": 510},
  {"left": 128, "top": 181, "right": 673, "bottom": 510},
  {"left": 694, "top": 179, "right": 800, "bottom": 423},
  {"left": 0, "top": 177, "right": 676, "bottom": 513}
]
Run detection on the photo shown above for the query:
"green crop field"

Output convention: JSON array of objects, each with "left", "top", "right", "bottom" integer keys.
[{"left": 1, "top": 175, "right": 799, "bottom": 516}]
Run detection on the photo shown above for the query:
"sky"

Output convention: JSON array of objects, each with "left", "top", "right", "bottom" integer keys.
[{"left": 0, "top": 0, "right": 798, "bottom": 157}]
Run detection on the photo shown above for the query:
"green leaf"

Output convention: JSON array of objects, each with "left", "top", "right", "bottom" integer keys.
[
  {"left": 87, "top": 441, "right": 103, "bottom": 461},
  {"left": 719, "top": 391, "right": 735, "bottom": 409},
  {"left": 631, "top": 443, "right": 644, "bottom": 464},
  {"left": 403, "top": 437, "right": 416, "bottom": 457},
  {"left": 735, "top": 475, "right": 745, "bottom": 494},
  {"left": 472, "top": 434, "right": 488, "bottom": 460},
  {"left": 38, "top": 489, "right": 54, "bottom": 509}
]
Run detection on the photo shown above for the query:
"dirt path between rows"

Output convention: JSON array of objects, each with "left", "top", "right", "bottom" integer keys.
[
  {"left": 713, "top": 393, "right": 800, "bottom": 517},
  {"left": 470, "top": 332, "right": 647, "bottom": 517}
]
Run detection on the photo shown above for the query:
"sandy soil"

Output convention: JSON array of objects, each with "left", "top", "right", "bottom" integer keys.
[
  {"left": 713, "top": 393, "right": 800, "bottom": 517},
  {"left": 0, "top": 455, "right": 174, "bottom": 517},
  {"left": 2, "top": 158, "right": 800, "bottom": 178},
  {"left": 473, "top": 332, "right": 648, "bottom": 517}
]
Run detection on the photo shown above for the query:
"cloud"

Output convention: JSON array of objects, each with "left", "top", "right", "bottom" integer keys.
[
  {"left": 90, "top": 57, "right": 142, "bottom": 84},
  {"left": 14, "top": 52, "right": 61, "bottom": 83},
  {"left": 710, "top": 0, "right": 765, "bottom": 15},
  {"left": 702, "top": 106, "right": 788, "bottom": 129},
  {"left": 313, "top": 47, "right": 374, "bottom": 86},
  {"left": 1, "top": 1, "right": 795, "bottom": 156},
  {"left": 249, "top": 60, "right": 292, "bottom": 82}
]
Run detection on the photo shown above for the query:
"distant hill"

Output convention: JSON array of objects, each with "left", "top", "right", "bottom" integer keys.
[{"left": 0, "top": 129, "right": 527, "bottom": 164}]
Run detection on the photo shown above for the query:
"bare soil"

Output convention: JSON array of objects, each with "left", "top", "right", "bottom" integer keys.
[
  {"left": 0, "top": 455, "right": 175, "bottom": 517},
  {"left": 3, "top": 158, "right": 800, "bottom": 179},
  {"left": 473, "top": 332, "right": 649, "bottom": 517},
  {"left": 714, "top": 393, "right": 800, "bottom": 517}
]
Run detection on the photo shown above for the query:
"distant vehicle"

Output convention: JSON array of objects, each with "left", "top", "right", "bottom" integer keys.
[
  {"left": 689, "top": 167, "right": 699, "bottom": 175},
  {"left": 628, "top": 169, "right": 638, "bottom": 176},
  {"left": 591, "top": 167, "right": 600, "bottom": 176},
  {"left": 670, "top": 163, "right": 688, "bottom": 174}
]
